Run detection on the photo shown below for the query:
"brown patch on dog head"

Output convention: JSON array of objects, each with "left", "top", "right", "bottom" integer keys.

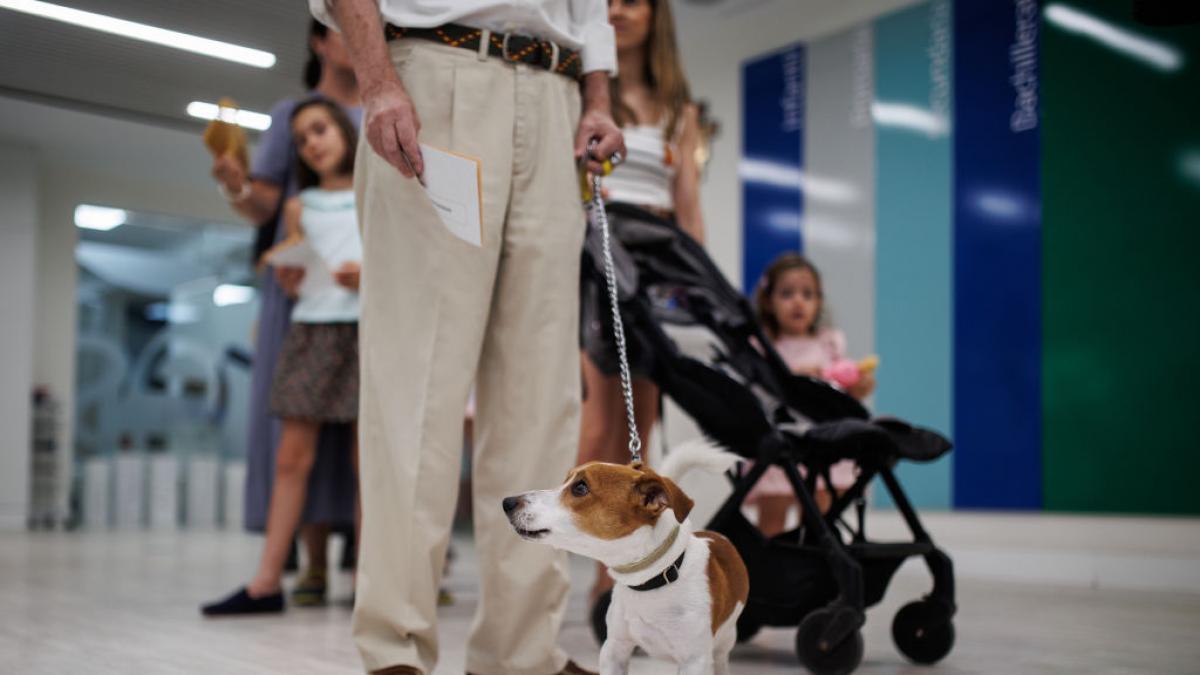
[
  {"left": 632, "top": 462, "right": 694, "bottom": 523},
  {"left": 559, "top": 462, "right": 695, "bottom": 539}
]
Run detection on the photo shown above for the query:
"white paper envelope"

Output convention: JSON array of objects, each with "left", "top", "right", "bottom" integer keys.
[{"left": 420, "top": 143, "right": 483, "bottom": 247}]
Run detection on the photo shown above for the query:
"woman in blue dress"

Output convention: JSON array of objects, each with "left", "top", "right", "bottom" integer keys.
[{"left": 208, "top": 19, "right": 361, "bottom": 608}]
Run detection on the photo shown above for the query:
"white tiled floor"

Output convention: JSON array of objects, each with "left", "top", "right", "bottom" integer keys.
[{"left": 2, "top": 524, "right": 1199, "bottom": 674}]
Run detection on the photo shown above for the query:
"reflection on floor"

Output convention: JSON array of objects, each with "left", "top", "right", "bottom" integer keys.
[{"left": 2, "top": 523, "right": 1199, "bottom": 674}]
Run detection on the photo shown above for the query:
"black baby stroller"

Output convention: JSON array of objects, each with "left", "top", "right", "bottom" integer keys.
[{"left": 582, "top": 202, "right": 957, "bottom": 675}]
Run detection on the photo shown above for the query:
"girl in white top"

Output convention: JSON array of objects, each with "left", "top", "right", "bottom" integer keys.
[
  {"left": 578, "top": 0, "right": 707, "bottom": 608},
  {"left": 203, "top": 98, "right": 363, "bottom": 616}
]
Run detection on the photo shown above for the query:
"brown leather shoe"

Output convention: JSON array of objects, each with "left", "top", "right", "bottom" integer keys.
[
  {"left": 370, "top": 667, "right": 421, "bottom": 675},
  {"left": 467, "top": 660, "right": 595, "bottom": 675}
]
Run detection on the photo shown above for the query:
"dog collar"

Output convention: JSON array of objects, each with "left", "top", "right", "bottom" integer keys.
[
  {"left": 627, "top": 551, "right": 687, "bottom": 592},
  {"left": 610, "top": 524, "right": 680, "bottom": 575}
]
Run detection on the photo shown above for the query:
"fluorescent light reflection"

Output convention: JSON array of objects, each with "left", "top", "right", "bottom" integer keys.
[
  {"left": 0, "top": 0, "right": 276, "bottom": 68},
  {"left": 871, "top": 101, "right": 949, "bottom": 137},
  {"left": 758, "top": 211, "right": 867, "bottom": 250},
  {"left": 976, "top": 193, "right": 1023, "bottom": 219},
  {"left": 213, "top": 284, "right": 255, "bottom": 307},
  {"left": 763, "top": 210, "right": 802, "bottom": 234},
  {"left": 1044, "top": 4, "right": 1182, "bottom": 72},
  {"left": 805, "top": 217, "right": 866, "bottom": 249},
  {"left": 75, "top": 204, "right": 127, "bottom": 231},
  {"left": 187, "top": 101, "right": 271, "bottom": 131},
  {"left": 738, "top": 159, "right": 860, "bottom": 204},
  {"left": 140, "top": 301, "right": 200, "bottom": 324},
  {"left": 970, "top": 189, "right": 1037, "bottom": 223}
]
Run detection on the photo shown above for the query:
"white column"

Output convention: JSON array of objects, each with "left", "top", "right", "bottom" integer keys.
[{"left": 0, "top": 144, "right": 39, "bottom": 530}]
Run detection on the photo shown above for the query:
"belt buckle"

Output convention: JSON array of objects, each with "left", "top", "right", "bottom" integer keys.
[{"left": 501, "top": 31, "right": 539, "bottom": 64}]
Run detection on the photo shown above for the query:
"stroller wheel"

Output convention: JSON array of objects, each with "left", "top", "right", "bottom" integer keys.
[
  {"left": 735, "top": 611, "right": 761, "bottom": 643},
  {"left": 795, "top": 608, "right": 864, "bottom": 675},
  {"left": 892, "top": 600, "right": 955, "bottom": 665},
  {"left": 590, "top": 589, "right": 613, "bottom": 645}
]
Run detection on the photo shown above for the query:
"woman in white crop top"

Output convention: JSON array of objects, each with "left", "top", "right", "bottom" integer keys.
[{"left": 578, "top": 0, "right": 708, "bottom": 610}]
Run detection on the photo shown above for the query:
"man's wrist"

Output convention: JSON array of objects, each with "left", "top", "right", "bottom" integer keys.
[
  {"left": 580, "top": 72, "right": 611, "bottom": 113},
  {"left": 361, "top": 69, "right": 406, "bottom": 101}
]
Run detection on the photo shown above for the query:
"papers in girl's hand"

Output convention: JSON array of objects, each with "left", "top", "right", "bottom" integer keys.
[
  {"left": 271, "top": 224, "right": 362, "bottom": 272},
  {"left": 266, "top": 238, "right": 318, "bottom": 267},
  {"left": 265, "top": 239, "right": 337, "bottom": 297},
  {"left": 419, "top": 143, "right": 483, "bottom": 247}
]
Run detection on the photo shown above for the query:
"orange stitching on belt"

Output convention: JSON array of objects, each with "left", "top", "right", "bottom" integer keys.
[{"left": 557, "top": 51, "right": 579, "bottom": 71}]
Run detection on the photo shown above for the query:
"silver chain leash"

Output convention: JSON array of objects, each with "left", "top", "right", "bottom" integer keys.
[{"left": 588, "top": 170, "right": 642, "bottom": 464}]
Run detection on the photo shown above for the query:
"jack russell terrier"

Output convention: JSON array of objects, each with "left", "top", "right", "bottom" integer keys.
[{"left": 503, "top": 443, "right": 748, "bottom": 675}]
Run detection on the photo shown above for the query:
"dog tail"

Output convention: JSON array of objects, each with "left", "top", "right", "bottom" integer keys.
[{"left": 657, "top": 438, "right": 742, "bottom": 482}]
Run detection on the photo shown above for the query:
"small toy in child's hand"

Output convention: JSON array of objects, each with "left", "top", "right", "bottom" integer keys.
[
  {"left": 202, "top": 97, "right": 250, "bottom": 170},
  {"left": 822, "top": 354, "right": 881, "bottom": 389},
  {"left": 823, "top": 359, "right": 861, "bottom": 389}
]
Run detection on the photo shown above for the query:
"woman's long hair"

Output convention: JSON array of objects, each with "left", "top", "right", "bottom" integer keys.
[
  {"left": 610, "top": 0, "right": 692, "bottom": 139},
  {"left": 304, "top": 20, "right": 328, "bottom": 89}
]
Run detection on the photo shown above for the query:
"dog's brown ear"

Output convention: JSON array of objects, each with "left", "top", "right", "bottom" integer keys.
[{"left": 635, "top": 474, "right": 694, "bottom": 523}]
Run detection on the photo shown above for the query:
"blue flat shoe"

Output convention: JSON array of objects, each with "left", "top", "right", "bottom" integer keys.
[{"left": 201, "top": 587, "right": 284, "bottom": 617}]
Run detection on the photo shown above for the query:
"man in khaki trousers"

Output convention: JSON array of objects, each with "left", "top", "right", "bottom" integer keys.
[{"left": 314, "top": 2, "right": 624, "bottom": 674}]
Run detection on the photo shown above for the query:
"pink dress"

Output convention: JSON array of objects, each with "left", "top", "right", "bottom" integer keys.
[{"left": 746, "top": 328, "right": 860, "bottom": 501}]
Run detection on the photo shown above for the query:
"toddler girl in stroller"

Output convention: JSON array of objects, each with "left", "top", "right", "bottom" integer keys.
[{"left": 748, "top": 253, "right": 876, "bottom": 537}]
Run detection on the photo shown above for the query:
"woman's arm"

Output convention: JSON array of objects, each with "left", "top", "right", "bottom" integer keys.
[
  {"left": 672, "top": 103, "right": 707, "bottom": 245},
  {"left": 213, "top": 98, "right": 296, "bottom": 225},
  {"left": 212, "top": 152, "right": 282, "bottom": 225}
]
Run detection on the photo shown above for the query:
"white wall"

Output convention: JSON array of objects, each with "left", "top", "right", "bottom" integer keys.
[
  {"left": 41, "top": 168, "right": 246, "bottom": 523},
  {"left": 0, "top": 94, "right": 252, "bottom": 526},
  {"left": 673, "top": 0, "right": 921, "bottom": 285},
  {"left": 0, "top": 144, "right": 39, "bottom": 530}
]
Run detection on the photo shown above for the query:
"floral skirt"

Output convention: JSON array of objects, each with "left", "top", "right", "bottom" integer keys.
[{"left": 269, "top": 322, "right": 359, "bottom": 422}]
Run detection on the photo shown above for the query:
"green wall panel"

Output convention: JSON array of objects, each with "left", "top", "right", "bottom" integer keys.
[{"left": 1042, "top": 0, "right": 1200, "bottom": 513}]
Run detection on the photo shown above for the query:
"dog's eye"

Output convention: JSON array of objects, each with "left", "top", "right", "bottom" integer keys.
[{"left": 571, "top": 480, "right": 589, "bottom": 497}]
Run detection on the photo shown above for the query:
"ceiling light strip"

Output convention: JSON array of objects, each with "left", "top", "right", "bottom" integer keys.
[
  {"left": 186, "top": 101, "right": 271, "bottom": 131},
  {"left": 0, "top": 0, "right": 276, "bottom": 68}
]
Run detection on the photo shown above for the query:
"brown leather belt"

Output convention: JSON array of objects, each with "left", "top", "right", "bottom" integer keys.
[{"left": 385, "top": 23, "right": 582, "bottom": 79}]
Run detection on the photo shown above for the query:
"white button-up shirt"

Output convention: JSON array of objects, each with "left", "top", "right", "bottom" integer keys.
[{"left": 310, "top": 1, "right": 616, "bottom": 74}]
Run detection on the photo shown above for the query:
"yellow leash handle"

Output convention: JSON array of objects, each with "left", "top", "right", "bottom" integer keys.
[{"left": 579, "top": 158, "right": 615, "bottom": 202}]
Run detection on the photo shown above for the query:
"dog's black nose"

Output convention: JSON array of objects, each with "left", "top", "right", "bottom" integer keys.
[{"left": 502, "top": 496, "right": 521, "bottom": 514}]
